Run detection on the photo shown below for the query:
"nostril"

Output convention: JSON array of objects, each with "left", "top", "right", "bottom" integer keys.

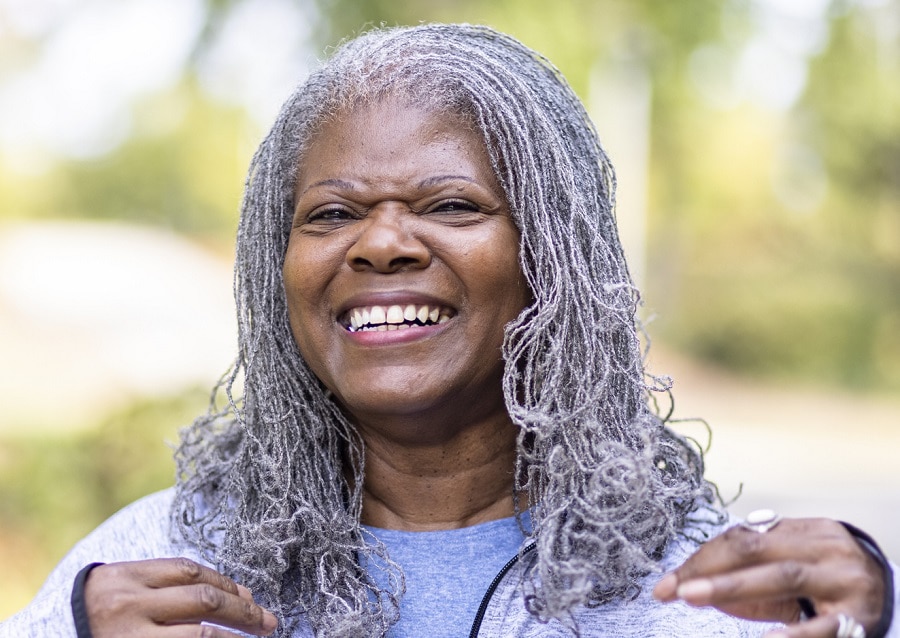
[
  {"left": 346, "top": 235, "right": 431, "bottom": 272},
  {"left": 350, "top": 256, "right": 373, "bottom": 268},
  {"left": 388, "top": 256, "right": 424, "bottom": 270},
  {"left": 348, "top": 254, "right": 427, "bottom": 273}
]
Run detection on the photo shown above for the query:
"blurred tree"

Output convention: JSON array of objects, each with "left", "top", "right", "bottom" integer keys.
[
  {"left": 649, "top": 0, "right": 900, "bottom": 391},
  {"left": 1, "top": 81, "right": 248, "bottom": 240},
  {"left": 53, "top": 81, "right": 249, "bottom": 238},
  {"left": 310, "top": 0, "right": 730, "bottom": 98},
  {"left": 799, "top": 3, "right": 900, "bottom": 389}
]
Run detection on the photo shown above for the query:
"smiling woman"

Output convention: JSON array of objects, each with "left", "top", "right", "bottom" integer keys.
[
  {"left": 285, "top": 100, "right": 530, "bottom": 445},
  {"left": 1, "top": 23, "right": 897, "bottom": 638}
]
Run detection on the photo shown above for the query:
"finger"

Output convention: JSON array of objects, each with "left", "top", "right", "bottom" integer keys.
[
  {"left": 681, "top": 558, "right": 879, "bottom": 619},
  {"left": 97, "top": 559, "right": 263, "bottom": 605},
  {"left": 142, "top": 583, "right": 278, "bottom": 636},
  {"left": 141, "top": 560, "right": 258, "bottom": 605},
  {"left": 653, "top": 572, "right": 679, "bottom": 602},
  {"left": 677, "top": 561, "right": 821, "bottom": 608},
  {"left": 664, "top": 518, "right": 855, "bottom": 591},
  {"left": 124, "top": 558, "right": 246, "bottom": 597},
  {"left": 676, "top": 560, "right": 883, "bottom": 633},
  {"left": 654, "top": 526, "right": 775, "bottom": 600},
  {"left": 670, "top": 573, "right": 796, "bottom": 623},
  {"left": 236, "top": 584, "right": 256, "bottom": 603},
  {"left": 765, "top": 613, "right": 849, "bottom": 638},
  {"left": 673, "top": 575, "right": 798, "bottom": 622},
  {"left": 164, "top": 624, "right": 255, "bottom": 638}
]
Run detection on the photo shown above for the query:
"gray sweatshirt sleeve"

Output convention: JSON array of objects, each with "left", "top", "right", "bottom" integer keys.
[{"left": 0, "top": 489, "right": 183, "bottom": 638}]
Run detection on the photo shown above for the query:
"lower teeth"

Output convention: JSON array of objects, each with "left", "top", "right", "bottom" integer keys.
[{"left": 353, "top": 320, "right": 435, "bottom": 332}]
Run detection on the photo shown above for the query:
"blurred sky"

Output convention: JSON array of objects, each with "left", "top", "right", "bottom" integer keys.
[{"left": 0, "top": 0, "right": 316, "bottom": 169}]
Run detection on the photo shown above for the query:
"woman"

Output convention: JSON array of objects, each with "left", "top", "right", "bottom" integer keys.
[{"left": 2, "top": 24, "right": 895, "bottom": 638}]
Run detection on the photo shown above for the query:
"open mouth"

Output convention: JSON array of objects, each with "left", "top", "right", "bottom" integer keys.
[{"left": 342, "top": 304, "right": 454, "bottom": 332}]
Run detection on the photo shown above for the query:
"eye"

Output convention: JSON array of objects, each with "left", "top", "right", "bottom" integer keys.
[
  {"left": 305, "top": 206, "right": 357, "bottom": 224},
  {"left": 427, "top": 199, "right": 480, "bottom": 214}
]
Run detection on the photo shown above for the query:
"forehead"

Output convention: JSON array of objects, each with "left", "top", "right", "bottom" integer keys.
[
  {"left": 295, "top": 99, "right": 496, "bottom": 189},
  {"left": 311, "top": 96, "right": 478, "bottom": 147}
]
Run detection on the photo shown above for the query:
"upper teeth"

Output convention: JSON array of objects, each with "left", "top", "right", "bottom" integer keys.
[{"left": 347, "top": 304, "right": 451, "bottom": 332}]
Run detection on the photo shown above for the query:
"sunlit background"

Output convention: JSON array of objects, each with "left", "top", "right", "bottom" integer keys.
[{"left": 1, "top": 0, "right": 898, "bottom": 620}]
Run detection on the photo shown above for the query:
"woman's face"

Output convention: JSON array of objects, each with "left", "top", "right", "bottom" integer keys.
[{"left": 283, "top": 99, "right": 531, "bottom": 438}]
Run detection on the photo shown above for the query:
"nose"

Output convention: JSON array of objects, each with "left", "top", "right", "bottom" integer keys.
[{"left": 345, "top": 206, "right": 431, "bottom": 273}]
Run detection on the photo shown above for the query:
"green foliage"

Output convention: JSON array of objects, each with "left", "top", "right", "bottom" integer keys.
[
  {"left": 310, "top": 0, "right": 730, "bottom": 99},
  {"left": 0, "top": 389, "right": 206, "bottom": 547},
  {"left": 645, "top": 2, "right": 900, "bottom": 392},
  {"left": 805, "top": 9, "right": 900, "bottom": 197}
]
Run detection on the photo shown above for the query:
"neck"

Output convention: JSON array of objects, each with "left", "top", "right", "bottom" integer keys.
[{"left": 356, "top": 413, "right": 521, "bottom": 531}]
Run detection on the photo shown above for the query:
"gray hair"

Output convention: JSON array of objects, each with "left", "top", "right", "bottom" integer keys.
[{"left": 172, "top": 23, "right": 715, "bottom": 637}]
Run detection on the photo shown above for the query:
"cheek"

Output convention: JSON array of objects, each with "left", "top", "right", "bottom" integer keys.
[
  {"left": 283, "top": 233, "right": 340, "bottom": 307},
  {"left": 282, "top": 243, "right": 325, "bottom": 344},
  {"left": 281, "top": 237, "right": 351, "bottom": 388},
  {"left": 282, "top": 247, "right": 306, "bottom": 317},
  {"left": 488, "top": 231, "right": 531, "bottom": 315},
  {"left": 282, "top": 267, "right": 332, "bottom": 385}
]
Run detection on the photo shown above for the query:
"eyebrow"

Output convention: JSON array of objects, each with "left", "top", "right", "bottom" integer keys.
[
  {"left": 417, "top": 175, "right": 476, "bottom": 188},
  {"left": 300, "top": 175, "right": 477, "bottom": 196},
  {"left": 299, "top": 178, "right": 356, "bottom": 196}
]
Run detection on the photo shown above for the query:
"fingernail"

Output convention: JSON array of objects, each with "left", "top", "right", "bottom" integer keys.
[
  {"left": 653, "top": 573, "right": 678, "bottom": 600},
  {"left": 676, "top": 579, "right": 713, "bottom": 604},
  {"left": 262, "top": 610, "right": 278, "bottom": 631}
]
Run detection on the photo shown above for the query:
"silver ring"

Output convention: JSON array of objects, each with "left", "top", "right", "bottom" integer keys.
[
  {"left": 836, "top": 613, "right": 866, "bottom": 638},
  {"left": 739, "top": 509, "right": 782, "bottom": 534}
]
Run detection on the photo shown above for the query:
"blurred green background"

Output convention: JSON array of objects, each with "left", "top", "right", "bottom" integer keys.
[{"left": 1, "top": 0, "right": 899, "bottom": 621}]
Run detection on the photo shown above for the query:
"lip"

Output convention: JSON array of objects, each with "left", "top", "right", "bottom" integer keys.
[{"left": 335, "top": 291, "right": 457, "bottom": 346}]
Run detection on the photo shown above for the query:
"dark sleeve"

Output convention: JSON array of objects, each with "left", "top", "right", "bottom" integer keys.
[
  {"left": 70, "top": 562, "right": 104, "bottom": 638},
  {"left": 841, "top": 523, "right": 894, "bottom": 638}
]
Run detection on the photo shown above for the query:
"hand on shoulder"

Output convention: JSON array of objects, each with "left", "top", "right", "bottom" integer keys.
[
  {"left": 82, "top": 558, "right": 277, "bottom": 637},
  {"left": 654, "top": 514, "right": 892, "bottom": 638}
]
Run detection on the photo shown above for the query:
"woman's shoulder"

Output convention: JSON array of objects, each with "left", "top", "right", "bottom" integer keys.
[
  {"left": 47, "top": 487, "right": 193, "bottom": 588},
  {"left": 659, "top": 503, "right": 737, "bottom": 570},
  {"left": 73, "top": 488, "right": 183, "bottom": 560},
  {"left": 0, "top": 488, "right": 198, "bottom": 637}
]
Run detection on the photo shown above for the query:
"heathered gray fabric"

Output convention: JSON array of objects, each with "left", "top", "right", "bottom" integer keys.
[
  {"left": 3, "top": 489, "right": 897, "bottom": 637},
  {"left": 360, "top": 514, "right": 534, "bottom": 637}
]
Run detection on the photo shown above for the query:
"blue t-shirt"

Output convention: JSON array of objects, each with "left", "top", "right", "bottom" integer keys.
[{"left": 362, "top": 514, "right": 531, "bottom": 637}]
